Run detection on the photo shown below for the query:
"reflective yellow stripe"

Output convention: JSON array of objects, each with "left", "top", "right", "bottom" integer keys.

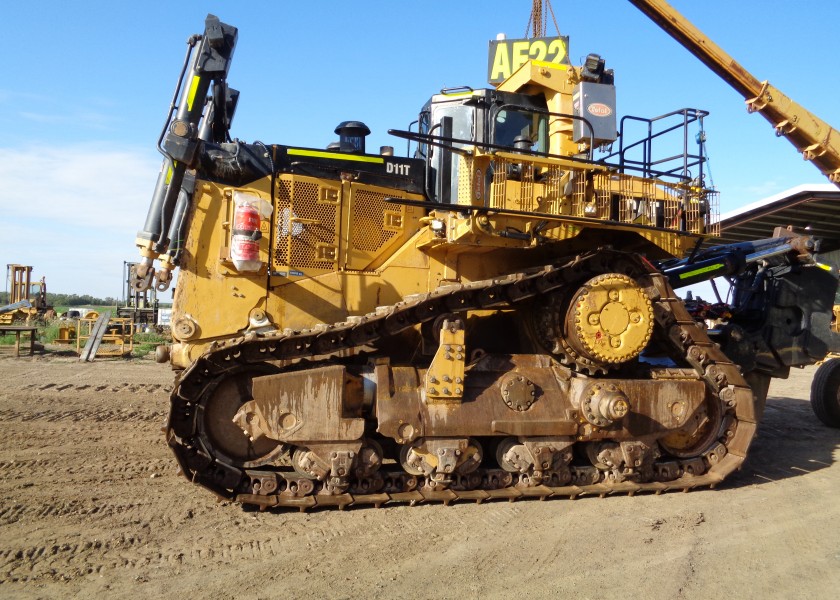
[
  {"left": 678, "top": 263, "right": 724, "bottom": 280},
  {"left": 531, "top": 60, "right": 569, "bottom": 71},
  {"left": 817, "top": 262, "right": 834, "bottom": 272},
  {"left": 164, "top": 165, "right": 174, "bottom": 185},
  {"left": 440, "top": 90, "right": 477, "bottom": 97},
  {"left": 186, "top": 75, "right": 201, "bottom": 112},
  {"left": 287, "top": 148, "right": 384, "bottom": 163}
]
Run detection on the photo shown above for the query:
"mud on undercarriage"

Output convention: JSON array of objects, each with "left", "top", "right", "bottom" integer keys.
[{"left": 166, "top": 250, "right": 759, "bottom": 511}]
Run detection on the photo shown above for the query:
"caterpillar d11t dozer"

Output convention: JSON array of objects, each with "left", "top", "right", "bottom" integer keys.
[{"left": 131, "top": 10, "right": 840, "bottom": 510}]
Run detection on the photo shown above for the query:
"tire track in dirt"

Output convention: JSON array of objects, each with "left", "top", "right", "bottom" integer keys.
[
  {"left": 0, "top": 530, "right": 295, "bottom": 583},
  {"left": 1, "top": 452, "right": 171, "bottom": 485},
  {"left": 1, "top": 492, "right": 177, "bottom": 525},
  {"left": 18, "top": 382, "right": 170, "bottom": 394},
  {"left": 0, "top": 406, "right": 166, "bottom": 423},
  {"left": 0, "top": 457, "right": 58, "bottom": 474},
  {"left": 0, "top": 535, "right": 146, "bottom": 583}
]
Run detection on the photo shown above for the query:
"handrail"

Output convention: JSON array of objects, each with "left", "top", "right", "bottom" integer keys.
[{"left": 602, "top": 108, "right": 709, "bottom": 183}]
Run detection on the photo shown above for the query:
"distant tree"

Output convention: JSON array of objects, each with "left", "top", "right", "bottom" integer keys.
[
  {"left": 48, "top": 293, "right": 120, "bottom": 307},
  {"left": 2, "top": 290, "right": 120, "bottom": 308}
]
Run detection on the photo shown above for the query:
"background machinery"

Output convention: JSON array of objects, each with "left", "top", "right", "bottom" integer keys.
[
  {"left": 0, "top": 264, "right": 54, "bottom": 325},
  {"left": 117, "top": 261, "right": 160, "bottom": 329},
  {"left": 131, "top": 8, "right": 840, "bottom": 509}
]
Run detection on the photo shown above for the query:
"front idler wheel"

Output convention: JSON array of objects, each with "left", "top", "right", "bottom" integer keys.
[
  {"left": 659, "top": 388, "right": 724, "bottom": 459},
  {"left": 196, "top": 364, "right": 288, "bottom": 469}
]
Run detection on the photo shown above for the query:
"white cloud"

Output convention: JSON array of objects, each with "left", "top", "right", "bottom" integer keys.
[
  {"left": 18, "top": 109, "right": 119, "bottom": 131},
  {"left": 0, "top": 89, "right": 48, "bottom": 105},
  {"left": 0, "top": 144, "right": 163, "bottom": 299},
  {"left": 17, "top": 111, "right": 65, "bottom": 124},
  {"left": 0, "top": 144, "right": 159, "bottom": 228}
]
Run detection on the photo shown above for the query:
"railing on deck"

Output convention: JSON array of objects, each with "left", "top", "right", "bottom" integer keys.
[
  {"left": 607, "top": 108, "right": 710, "bottom": 184},
  {"left": 390, "top": 122, "right": 720, "bottom": 236}
]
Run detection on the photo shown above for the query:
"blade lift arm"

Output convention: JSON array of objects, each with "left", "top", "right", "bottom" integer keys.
[{"left": 133, "top": 14, "right": 238, "bottom": 292}]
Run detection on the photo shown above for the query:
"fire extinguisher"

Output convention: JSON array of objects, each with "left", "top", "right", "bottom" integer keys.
[{"left": 231, "top": 195, "right": 263, "bottom": 272}]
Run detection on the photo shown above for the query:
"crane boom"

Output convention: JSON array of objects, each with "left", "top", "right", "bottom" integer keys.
[{"left": 628, "top": 0, "right": 840, "bottom": 187}]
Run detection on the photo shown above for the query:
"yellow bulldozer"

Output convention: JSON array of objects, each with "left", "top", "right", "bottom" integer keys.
[{"left": 130, "top": 5, "right": 840, "bottom": 510}]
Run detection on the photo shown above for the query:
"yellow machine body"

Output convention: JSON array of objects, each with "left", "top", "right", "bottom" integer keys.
[{"left": 169, "top": 61, "right": 715, "bottom": 366}]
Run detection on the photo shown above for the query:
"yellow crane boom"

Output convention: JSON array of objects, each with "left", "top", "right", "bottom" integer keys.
[{"left": 628, "top": 0, "right": 840, "bottom": 186}]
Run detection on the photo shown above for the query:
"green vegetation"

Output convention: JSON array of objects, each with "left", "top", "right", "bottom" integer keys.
[
  {"left": 42, "top": 319, "right": 63, "bottom": 343},
  {"left": 0, "top": 291, "right": 119, "bottom": 307},
  {"left": 1, "top": 318, "right": 170, "bottom": 358},
  {"left": 132, "top": 331, "right": 170, "bottom": 358},
  {"left": 0, "top": 326, "right": 51, "bottom": 347}
]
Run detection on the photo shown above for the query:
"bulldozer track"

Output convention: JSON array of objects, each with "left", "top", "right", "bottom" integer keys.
[{"left": 167, "top": 249, "right": 757, "bottom": 511}]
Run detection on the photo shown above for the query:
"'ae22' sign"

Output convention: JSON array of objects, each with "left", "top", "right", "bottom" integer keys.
[{"left": 487, "top": 36, "right": 571, "bottom": 84}]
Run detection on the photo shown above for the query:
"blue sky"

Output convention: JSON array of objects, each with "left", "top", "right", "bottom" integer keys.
[{"left": 1, "top": 1, "right": 838, "bottom": 299}]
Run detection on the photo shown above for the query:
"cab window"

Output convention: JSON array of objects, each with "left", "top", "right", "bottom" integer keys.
[{"left": 493, "top": 108, "right": 548, "bottom": 153}]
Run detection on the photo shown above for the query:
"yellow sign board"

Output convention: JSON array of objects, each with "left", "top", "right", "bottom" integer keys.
[{"left": 487, "top": 36, "right": 571, "bottom": 83}]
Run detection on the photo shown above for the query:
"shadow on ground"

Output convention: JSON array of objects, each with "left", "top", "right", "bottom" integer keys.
[{"left": 723, "top": 396, "right": 840, "bottom": 489}]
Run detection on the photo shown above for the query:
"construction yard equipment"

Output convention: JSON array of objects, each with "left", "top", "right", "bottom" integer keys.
[
  {"left": 130, "top": 7, "right": 840, "bottom": 510},
  {"left": 629, "top": 0, "right": 840, "bottom": 188},
  {"left": 54, "top": 318, "right": 77, "bottom": 345},
  {"left": 76, "top": 311, "right": 133, "bottom": 361},
  {"left": 117, "top": 262, "right": 159, "bottom": 330},
  {"left": 1, "top": 265, "right": 54, "bottom": 325}
]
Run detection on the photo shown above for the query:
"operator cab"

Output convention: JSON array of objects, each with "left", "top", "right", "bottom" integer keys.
[{"left": 416, "top": 88, "right": 548, "bottom": 203}]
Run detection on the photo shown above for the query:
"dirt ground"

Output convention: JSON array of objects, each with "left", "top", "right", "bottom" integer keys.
[{"left": 0, "top": 352, "right": 838, "bottom": 600}]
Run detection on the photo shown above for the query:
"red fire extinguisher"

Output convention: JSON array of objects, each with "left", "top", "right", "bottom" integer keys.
[{"left": 231, "top": 197, "right": 263, "bottom": 272}]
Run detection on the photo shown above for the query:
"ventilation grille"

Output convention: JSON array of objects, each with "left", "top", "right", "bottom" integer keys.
[
  {"left": 272, "top": 179, "right": 339, "bottom": 270},
  {"left": 351, "top": 188, "right": 398, "bottom": 253}
]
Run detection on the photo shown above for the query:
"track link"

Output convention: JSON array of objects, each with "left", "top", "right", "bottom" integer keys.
[{"left": 166, "top": 249, "right": 758, "bottom": 510}]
